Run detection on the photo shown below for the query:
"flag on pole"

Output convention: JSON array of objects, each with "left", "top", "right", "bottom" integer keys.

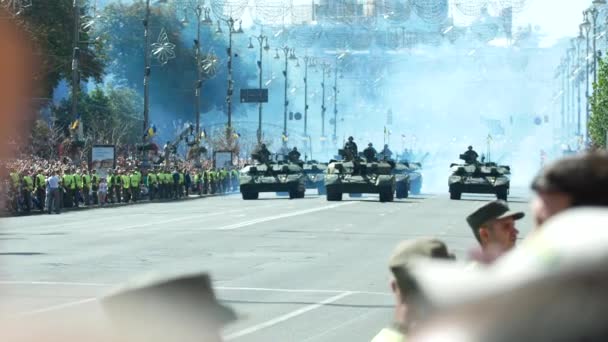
[
  {"left": 200, "top": 129, "right": 207, "bottom": 139},
  {"left": 233, "top": 131, "right": 241, "bottom": 139},
  {"left": 70, "top": 114, "right": 81, "bottom": 131},
  {"left": 487, "top": 134, "right": 493, "bottom": 143},
  {"left": 282, "top": 133, "right": 289, "bottom": 142}
]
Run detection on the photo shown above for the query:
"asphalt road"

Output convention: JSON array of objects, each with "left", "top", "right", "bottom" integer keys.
[{"left": 0, "top": 189, "right": 533, "bottom": 341}]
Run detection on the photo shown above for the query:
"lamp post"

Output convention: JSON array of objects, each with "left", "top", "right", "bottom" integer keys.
[
  {"left": 576, "top": 28, "right": 585, "bottom": 139},
  {"left": 274, "top": 46, "right": 298, "bottom": 146},
  {"left": 215, "top": 17, "right": 243, "bottom": 136},
  {"left": 302, "top": 56, "right": 317, "bottom": 138},
  {"left": 71, "top": 0, "right": 82, "bottom": 140},
  {"left": 320, "top": 61, "right": 331, "bottom": 143},
  {"left": 190, "top": 4, "right": 213, "bottom": 140},
  {"left": 332, "top": 58, "right": 339, "bottom": 145},
  {"left": 582, "top": 11, "right": 592, "bottom": 145},
  {"left": 143, "top": 0, "right": 152, "bottom": 149},
  {"left": 248, "top": 30, "right": 270, "bottom": 145}
]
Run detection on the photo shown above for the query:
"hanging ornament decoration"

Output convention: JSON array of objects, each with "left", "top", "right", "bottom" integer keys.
[
  {"left": 1, "top": 0, "right": 32, "bottom": 15},
  {"left": 496, "top": 0, "right": 529, "bottom": 13},
  {"left": 210, "top": 0, "right": 249, "bottom": 21},
  {"left": 454, "top": 0, "right": 488, "bottom": 17},
  {"left": 376, "top": 0, "right": 412, "bottom": 22},
  {"left": 151, "top": 28, "right": 176, "bottom": 65},
  {"left": 251, "top": 0, "right": 290, "bottom": 25},
  {"left": 200, "top": 49, "right": 221, "bottom": 79},
  {"left": 412, "top": 0, "right": 449, "bottom": 24}
]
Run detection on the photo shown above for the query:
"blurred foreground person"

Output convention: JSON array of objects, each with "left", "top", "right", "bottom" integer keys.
[
  {"left": 406, "top": 208, "right": 608, "bottom": 342},
  {"left": 530, "top": 151, "right": 608, "bottom": 228},
  {"left": 371, "top": 238, "right": 455, "bottom": 342},
  {"left": 103, "top": 272, "right": 237, "bottom": 342},
  {"left": 466, "top": 200, "right": 522, "bottom": 264}
]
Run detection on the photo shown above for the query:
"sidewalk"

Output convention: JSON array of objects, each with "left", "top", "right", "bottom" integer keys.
[{"left": 1, "top": 190, "right": 239, "bottom": 217}]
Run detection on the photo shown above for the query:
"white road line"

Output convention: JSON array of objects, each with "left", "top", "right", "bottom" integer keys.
[
  {"left": 224, "top": 291, "right": 354, "bottom": 340},
  {"left": 215, "top": 202, "right": 356, "bottom": 230},
  {"left": 0, "top": 282, "right": 391, "bottom": 296},
  {"left": 15, "top": 298, "right": 97, "bottom": 317},
  {"left": 110, "top": 208, "right": 245, "bottom": 231}
]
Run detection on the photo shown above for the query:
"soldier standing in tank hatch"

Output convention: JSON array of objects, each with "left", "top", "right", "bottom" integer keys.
[
  {"left": 462, "top": 145, "right": 479, "bottom": 164},
  {"left": 253, "top": 143, "right": 272, "bottom": 164},
  {"left": 363, "top": 143, "right": 378, "bottom": 162},
  {"left": 380, "top": 144, "right": 393, "bottom": 160},
  {"left": 343, "top": 136, "right": 358, "bottom": 161},
  {"left": 288, "top": 147, "right": 301, "bottom": 163}
]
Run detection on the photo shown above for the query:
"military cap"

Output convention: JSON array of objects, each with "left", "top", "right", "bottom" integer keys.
[
  {"left": 103, "top": 272, "right": 237, "bottom": 335},
  {"left": 467, "top": 200, "right": 524, "bottom": 242},
  {"left": 389, "top": 238, "right": 454, "bottom": 271}
]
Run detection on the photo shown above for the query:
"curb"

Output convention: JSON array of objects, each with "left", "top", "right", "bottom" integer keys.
[{"left": 0, "top": 190, "right": 239, "bottom": 217}]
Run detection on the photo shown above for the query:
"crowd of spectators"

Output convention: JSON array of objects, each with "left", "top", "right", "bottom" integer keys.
[{"left": 1, "top": 154, "right": 244, "bottom": 215}]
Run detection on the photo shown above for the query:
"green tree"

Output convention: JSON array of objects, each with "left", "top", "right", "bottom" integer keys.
[
  {"left": 590, "top": 59, "right": 608, "bottom": 148},
  {"left": 19, "top": 0, "right": 106, "bottom": 98},
  {"left": 53, "top": 85, "right": 143, "bottom": 149},
  {"left": 98, "top": 1, "right": 255, "bottom": 123}
]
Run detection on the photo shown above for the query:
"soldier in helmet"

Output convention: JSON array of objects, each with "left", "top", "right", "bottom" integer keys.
[
  {"left": 363, "top": 143, "right": 378, "bottom": 162},
  {"left": 287, "top": 147, "right": 301, "bottom": 163},
  {"left": 462, "top": 145, "right": 479, "bottom": 164},
  {"left": 342, "top": 136, "right": 358, "bottom": 161},
  {"left": 380, "top": 144, "right": 393, "bottom": 161},
  {"left": 253, "top": 143, "right": 272, "bottom": 164}
]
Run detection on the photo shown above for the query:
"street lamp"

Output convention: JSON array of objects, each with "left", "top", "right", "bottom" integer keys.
[
  {"left": 215, "top": 17, "right": 243, "bottom": 136},
  {"left": 248, "top": 30, "right": 270, "bottom": 145},
  {"left": 576, "top": 29, "right": 585, "bottom": 139},
  {"left": 320, "top": 61, "right": 331, "bottom": 143},
  {"left": 582, "top": 11, "right": 592, "bottom": 145},
  {"left": 302, "top": 56, "right": 317, "bottom": 139},
  {"left": 275, "top": 46, "right": 298, "bottom": 146},
  {"left": 192, "top": 4, "right": 212, "bottom": 140}
]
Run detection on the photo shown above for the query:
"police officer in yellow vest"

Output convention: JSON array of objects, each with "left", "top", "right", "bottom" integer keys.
[
  {"left": 130, "top": 169, "right": 141, "bottom": 202},
  {"left": 22, "top": 169, "right": 34, "bottom": 213},
  {"left": 121, "top": 169, "right": 131, "bottom": 203},
  {"left": 74, "top": 169, "right": 83, "bottom": 207},
  {"left": 82, "top": 169, "right": 92, "bottom": 206},
  {"left": 63, "top": 169, "right": 75, "bottom": 208},
  {"left": 148, "top": 169, "right": 158, "bottom": 200},
  {"left": 35, "top": 168, "right": 46, "bottom": 212}
]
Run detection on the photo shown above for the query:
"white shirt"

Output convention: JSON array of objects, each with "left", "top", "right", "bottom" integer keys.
[{"left": 47, "top": 175, "right": 60, "bottom": 189}]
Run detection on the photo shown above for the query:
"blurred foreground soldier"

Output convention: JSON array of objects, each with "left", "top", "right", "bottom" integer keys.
[
  {"left": 530, "top": 151, "right": 608, "bottom": 228},
  {"left": 363, "top": 143, "right": 378, "bottom": 162},
  {"left": 371, "top": 238, "right": 455, "bottom": 342},
  {"left": 288, "top": 147, "right": 301, "bottom": 163},
  {"left": 343, "top": 136, "right": 358, "bottom": 160},
  {"left": 380, "top": 144, "right": 393, "bottom": 160},
  {"left": 103, "top": 272, "right": 237, "bottom": 342},
  {"left": 461, "top": 146, "right": 478, "bottom": 164},
  {"left": 253, "top": 143, "right": 271, "bottom": 164},
  {"left": 409, "top": 208, "right": 608, "bottom": 342},
  {"left": 466, "top": 200, "right": 522, "bottom": 263}
]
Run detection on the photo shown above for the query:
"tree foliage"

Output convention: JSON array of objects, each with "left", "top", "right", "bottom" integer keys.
[
  {"left": 53, "top": 85, "right": 143, "bottom": 147},
  {"left": 98, "top": 0, "right": 255, "bottom": 124},
  {"left": 590, "top": 59, "right": 608, "bottom": 148},
  {"left": 19, "top": 0, "right": 106, "bottom": 98}
]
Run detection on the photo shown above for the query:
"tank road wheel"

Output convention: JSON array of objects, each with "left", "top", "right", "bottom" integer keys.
[
  {"left": 317, "top": 184, "right": 326, "bottom": 195},
  {"left": 379, "top": 187, "right": 394, "bottom": 202},
  {"left": 326, "top": 188, "right": 343, "bottom": 201},
  {"left": 496, "top": 188, "right": 508, "bottom": 201},
  {"left": 449, "top": 191, "right": 461, "bottom": 200},
  {"left": 395, "top": 182, "right": 409, "bottom": 199},
  {"left": 242, "top": 191, "right": 259, "bottom": 200},
  {"left": 297, "top": 189, "right": 306, "bottom": 198}
]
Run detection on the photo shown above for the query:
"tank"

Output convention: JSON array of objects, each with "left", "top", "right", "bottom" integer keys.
[
  {"left": 303, "top": 161, "right": 328, "bottom": 195},
  {"left": 325, "top": 152, "right": 396, "bottom": 202},
  {"left": 448, "top": 162, "right": 511, "bottom": 201},
  {"left": 392, "top": 162, "right": 410, "bottom": 199},
  {"left": 239, "top": 162, "right": 306, "bottom": 200}
]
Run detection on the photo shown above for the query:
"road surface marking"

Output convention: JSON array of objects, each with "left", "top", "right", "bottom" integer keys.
[
  {"left": 111, "top": 208, "right": 247, "bottom": 231},
  {"left": 0, "top": 282, "right": 391, "bottom": 296},
  {"left": 215, "top": 202, "right": 357, "bottom": 230},
  {"left": 15, "top": 298, "right": 97, "bottom": 317},
  {"left": 224, "top": 291, "right": 354, "bottom": 340},
  {"left": 299, "top": 309, "right": 379, "bottom": 342}
]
